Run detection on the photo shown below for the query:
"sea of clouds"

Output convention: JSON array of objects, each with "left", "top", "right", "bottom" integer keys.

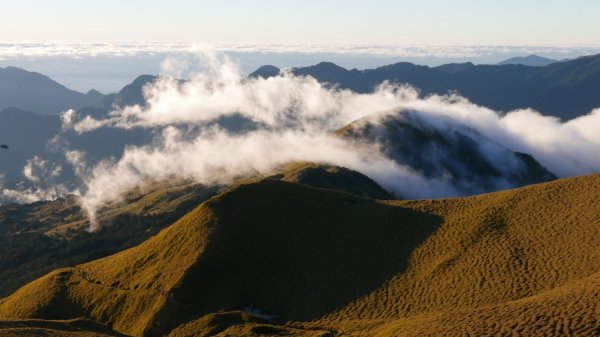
[{"left": 1, "top": 40, "right": 599, "bottom": 59}]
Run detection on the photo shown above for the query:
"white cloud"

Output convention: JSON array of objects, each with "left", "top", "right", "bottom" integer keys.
[
  {"left": 1, "top": 185, "right": 74, "bottom": 204},
  {"left": 22, "top": 156, "right": 62, "bottom": 186},
  {"left": 2, "top": 49, "right": 598, "bottom": 229},
  {"left": 53, "top": 50, "right": 600, "bottom": 231},
  {"left": 1, "top": 40, "right": 599, "bottom": 59}
]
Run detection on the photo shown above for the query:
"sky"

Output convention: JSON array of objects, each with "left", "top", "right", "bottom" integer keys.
[
  {"left": 2, "top": 0, "right": 600, "bottom": 92},
  {"left": 2, "top": 0, "right": 600, "bottom": 45}
]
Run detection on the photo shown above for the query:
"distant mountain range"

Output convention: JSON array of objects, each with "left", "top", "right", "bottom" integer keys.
[
  {"left": 0, "top": 67, "right": 103, "bottom": 115},
  {"left": 2, "top": 55, "right": 599, "bottom": 200},
  {"left": 498, "top": 54, "right": 559, "bottom": 66},
  {"left": 253, "top": 53, "right": 600, "bottom": 120},
  {"left": 2, "top": 53, "right": 600, "bottom": 119},
  {"left": 0, "top": 107, "right": 151, "bottom": 188},
  {"left": 93, "top": 74, "right": 157, "bottom": 110}
]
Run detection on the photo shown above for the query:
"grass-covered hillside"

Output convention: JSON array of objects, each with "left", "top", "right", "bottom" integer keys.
[
  {"left": 0, "top": 164, "right": 389, "bottom": 300},
  {"left": 0, "top": 174, "right": 599, "bottom": 336}
]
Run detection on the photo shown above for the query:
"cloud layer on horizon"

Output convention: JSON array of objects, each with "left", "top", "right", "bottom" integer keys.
[{"left": 1, "top": 41, "right": 599, "bottom": 60}]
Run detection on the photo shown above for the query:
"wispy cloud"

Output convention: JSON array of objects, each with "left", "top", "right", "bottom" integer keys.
[
  {"left": 54, "top": 51, "right": 600, "bottom": 230},
  {"left": 2, "top": 50, "right": 599, "bottom": 231}
]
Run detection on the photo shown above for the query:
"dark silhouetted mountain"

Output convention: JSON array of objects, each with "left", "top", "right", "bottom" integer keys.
[
  {"left": 294, "top": 61, "right": 360, "bottom": 83},
  {"left": 435, "top": 62, "right": 476, "bottom": 74},
  {"left": 95, "top": 75, "right": 157, "bottom": 110},
  {"left": 0, "top": 67, "right": 105, "bottom": 115},
  {"left": 0, "top": 108, "right": 62, "bottom": 184},
  {"left": 251, "top": 53, "right": 600, "bottom": 119},
  {"left": 85, "top": 89, "right": 105, "bottom": 101},
  {"left": 498, "top": 54, "right": 558, "bottom": 66},
  {"left": 249, "top": 65, "right": 281, "bottom": 78},
  {"left": 112, "top": 75, "right": 157, "bottom": 108},
  {"left": 337, "top": 109, "right": 556, "bottom": 196}
]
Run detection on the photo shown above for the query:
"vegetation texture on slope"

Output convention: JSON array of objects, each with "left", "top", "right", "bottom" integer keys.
[{"left": 0, "top": 174, "right": 599, "bottom": 336}]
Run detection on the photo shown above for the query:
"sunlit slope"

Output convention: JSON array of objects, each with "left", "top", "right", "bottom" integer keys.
[
  {"left": 377, "top": 270, "right": 600, "bottom": 336},
  {"left": 1, "top": 174, "right": 599, "bottom": 336},
  {"left": 0, "top": 318, "right": 124, "bottom": 337},
  {"left": 0, "top": 163, "right": 388, "bottom": 301},
  {"left": 0, "top": 200, "right": 219, "bottom": 336},
  {"left": 334, "top": 173, "right": 600, "bottom": 335},
  {"left": 0, "top": 180, "right": 435, "bottom": 336},
  {"left": 0, "top": 181, "right": 218, "bottom": 299}
]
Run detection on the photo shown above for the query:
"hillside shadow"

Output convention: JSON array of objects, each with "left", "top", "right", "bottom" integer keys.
[{"left": 167, "top": 180, "right": 443, "bottom": 326}]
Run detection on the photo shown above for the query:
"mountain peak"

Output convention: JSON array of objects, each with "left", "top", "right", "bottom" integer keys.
[
  {"left": 434, "top": 62, "right": 475, "bottom": 74},
  {"left": 0, "top": 66, "right": 105, "bottom": 114},
  {"left": 249, "top": 65, "right": 281, "bottom": 78},
  {"left": 498, "top": 54, "right": 558, "bottom": 66},
  {"left": 295, "top": 61, "right": 348, "bottom": 73},
  {"left": 85, "top": 89, "right": 104, "bottom": 100}
]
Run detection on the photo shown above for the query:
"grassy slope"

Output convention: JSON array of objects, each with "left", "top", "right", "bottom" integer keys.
[
  {"left": 0, "top": 174, "right": 599, "bottom": 336},
  {"left": 0, "top": 318, "right": 124, "bottom": 337},
  {"left": 338, "top": 174, "right": 600, "bottom": 335},
  {"left": 271, "top": 162, "right": 394, "bottom": 199},
  {"left": 0, "top": 181, "right": 218, "bottom": 298},
  {"left": 0, "top": 164, "right": 390, "bottom": 300}
]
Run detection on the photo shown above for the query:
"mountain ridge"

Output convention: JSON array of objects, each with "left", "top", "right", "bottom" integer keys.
[
  {"left": 498, "top": 54, "right": 558, "bottom": 66},
  {"left": 0, "top": 163, "right": 391, "bottom": 299},
  {"left": 0, "top": 66, "right": 104, "bottom": 115},
  {"left": 251, "top": 53, "right": 600, "bottom": 119},
  {"left": 3, "top": 52, "right": 600, "bottom": 119},
  {"left": 2, "top": 173, "right": 600, "bottom": 336}
]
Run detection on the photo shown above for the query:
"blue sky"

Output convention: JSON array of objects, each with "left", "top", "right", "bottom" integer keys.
[{"left": 2, "top": 0, "right": 600, "bottom": 45}]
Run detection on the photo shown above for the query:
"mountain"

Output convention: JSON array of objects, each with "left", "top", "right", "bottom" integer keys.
[
  {"left": 95, "top": 75, "right": 157, "bottom": 110},
  {"left": 0, "top": 164, "right": 390, "bottom": 299},
  {"left": 0, "top": 67, "right": 104, "bottom": 115},
  {"left": 250, "top": 53, "right": 600, "bottom": 119},
  {"left": 0, "top": 107, "right": 151, "bottom": 188},
  {"left": 498, "top": 54, "right": 558, "bottom": 66},
  {"left": 1, "top": 174, "right": 599, "bottom": 336},
  {"left": 0, "top": 318, "right": 124, "bottom": 337},
  {"left": 2, "top": 72, "right": 559, "bottom": 203},
  {"left": 271, "top": 162, "right": 394, "bottom": 199},
  {"left": 337, "top": 109, "right": 556, "bottom": 196},
  {"left": 249, "top": 65, "right": 281, "bottom": 79},
  {"left": 0, "top": 107, "right": 63, "bottom": 186}
]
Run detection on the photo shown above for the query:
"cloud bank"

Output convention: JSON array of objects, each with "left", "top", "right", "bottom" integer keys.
[
  {"left": 1, "top": 40, "right": 599, "bottom": 60},
  {"left": 2, "top": 50, "right": 599, "bottom": 230}
]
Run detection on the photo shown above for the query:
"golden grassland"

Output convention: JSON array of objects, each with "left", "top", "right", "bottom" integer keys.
[
  {"left": 0, "top": 163, "right": 390, "bottom": 302},
  {"left": 0, "top": 174, "right": 599, "bottom": 336},
  {"left": 0, "top": 180, "right": 218, "bottom": 300},
  {"left": 0, "top": 318, "right": 125, "bottom": 336}
]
